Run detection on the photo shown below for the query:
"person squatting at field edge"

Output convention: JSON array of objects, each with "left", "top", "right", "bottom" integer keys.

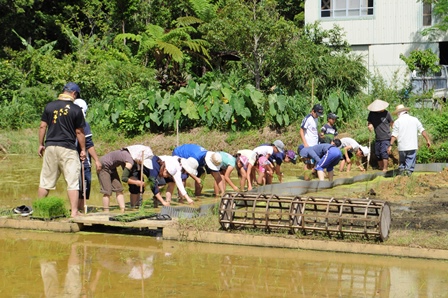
[
  {"left": 97, "top": 145, "right": 153, "bottom": 212},
  {"left": 137, "top": 155, "right": 195, "bottom": 206},
  {"left": 339, "top": 137, "right": 370, "bottom": 172},
  {"left": 299, "top": 139, "right": 342, "bottom": 181},
  {"left": 172, "top": 144, "right": 224, "bottom": 197}
]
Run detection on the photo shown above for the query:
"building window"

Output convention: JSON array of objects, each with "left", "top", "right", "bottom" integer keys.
[
  {"left": 321, "top": 0, "right": 374, "bottom": 18},
  {"left": 423, "top": 3, "right": 432, "bottom": 26}
]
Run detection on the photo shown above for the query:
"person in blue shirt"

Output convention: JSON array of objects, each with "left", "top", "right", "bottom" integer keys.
[
  {"left": 172, "top": 144, "right": 224, "bottom": 196},
  {"left": 299, "top": 139, "right": 342, "bottom": 181}
]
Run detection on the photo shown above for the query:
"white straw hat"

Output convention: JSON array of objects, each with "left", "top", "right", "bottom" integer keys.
[
  {"left": 205, "top": 151, "right": 222, "bottom": 171},
  {"left": 392, "top": 104, "right": 410, "bottom": 115},
  {"left": 181, "top": 157, "right": 199, "bottom": 176}
]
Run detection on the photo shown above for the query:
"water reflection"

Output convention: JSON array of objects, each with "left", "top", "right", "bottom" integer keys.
[{"left": 0, "top": 230, "right": 446, "bottom": 297}]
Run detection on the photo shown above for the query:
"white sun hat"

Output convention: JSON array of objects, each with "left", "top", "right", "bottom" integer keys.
[
  {"left": 164, "top": 157, "right": 181, "bottom": 176},
  {"left": 360, "top": 146, "right": 370, "bottom": 157},
  {"left": 126, "top": 145, "right": 153, "bottom": 162},
  {"left": 143, "top": 158, "right": 153, "bottom": 169},
  {"left": 205, "top": 151, "right": 222, "bottom": 171},
  {"left": 181, "top": 157, "right": 199, "bottom": 176}
]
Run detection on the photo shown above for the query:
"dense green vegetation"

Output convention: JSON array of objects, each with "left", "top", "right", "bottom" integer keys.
[{"left": 0, "top": 0, "right": 447, "bottom": 163}]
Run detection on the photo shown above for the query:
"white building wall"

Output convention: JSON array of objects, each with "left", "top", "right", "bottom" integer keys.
[{"left": 304, "top": 0, "right": 445, "bottom": 88}]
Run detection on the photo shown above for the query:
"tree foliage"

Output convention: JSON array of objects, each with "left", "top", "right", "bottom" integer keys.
[
  {"left": 419, "top": 0, "right": 448, "bottom": 39},
  {"left": 0, "top": 0, "right": 370, "bottom": 134}
]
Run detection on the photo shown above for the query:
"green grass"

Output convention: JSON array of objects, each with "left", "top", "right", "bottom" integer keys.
[{"left": 32, "top": 196, "right": 69, "bottom": 219}]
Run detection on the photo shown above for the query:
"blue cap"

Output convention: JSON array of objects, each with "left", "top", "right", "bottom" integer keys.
[
  {"left": 63, "top": 82, "right": 81, "bottom": 97},
  {"left": 272, "top": 152, "right": 284, "bottom": 164}
]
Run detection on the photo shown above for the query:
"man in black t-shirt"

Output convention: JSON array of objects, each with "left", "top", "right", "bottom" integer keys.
[{"left": 38, "top": 82, "right": 86, "bottom": 217}]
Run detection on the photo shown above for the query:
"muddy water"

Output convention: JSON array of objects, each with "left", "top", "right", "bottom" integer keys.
[
  {"left": 1, "top": 155, "right": 448, "bottom": 297},
  {"left": 0, "top": 229, "right": 447, "bottom": 297}
]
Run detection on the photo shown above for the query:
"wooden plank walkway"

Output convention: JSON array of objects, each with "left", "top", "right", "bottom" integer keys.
[{"left": 71, "top": 213, "right": 174, "bottom": 229}]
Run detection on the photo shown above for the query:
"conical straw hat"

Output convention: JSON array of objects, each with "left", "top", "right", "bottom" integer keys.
[{"left": 367, "top": 99, "right": 389, "bottom": 112}]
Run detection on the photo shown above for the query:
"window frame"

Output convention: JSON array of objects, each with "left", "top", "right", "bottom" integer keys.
[
  {"left": 321, "top": 0, "right": 374, "bottom": 19},
  {"left": 422, "top": 2, "right": 432, "bottom": 27}
]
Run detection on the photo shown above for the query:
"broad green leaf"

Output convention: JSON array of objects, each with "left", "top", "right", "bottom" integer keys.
[
  {"left": 111, "top": 111, "right": 120, "bottom": 124},
  {"left": 180, "top": 99, "right": 199, "bottom": 119},
  {"left": 162, "top": 110, "right": 175, "bottom": 127},
  {"left": 230, "top": 95, "right": 245, "bottom": 115},
  {"left": 197, "top": 103, "right": 206, "bottom": 120},
  {"left": 276, "top": 95, "right": 286, "bottom": 111},
  {"left": 328, "top": 92, "right": 339, "bottom": 112},
  {"left": 222, "top": 104, "right": 233, "bottom": 122},
  {"left": 150, "top": 111, "right": 161, "bottom": 126},
  {"left": 138, "top": 99, "right": 149, "bottom": 110},
  {"left": 240, "top": 107, "right": 251, "bottom": 119},
  {"left": 269, "top": 102, "right": 277, "bottom": 116},
  {"left": 210, "top": 100, "right": 220, "bottom": 116},
  {"left": 276, "top": 113, "right": 283, "bottom": 126},
  {"left": 250, "top": 89, "right": 264, "bottom": 108},
  {"left": 283, "top": 113, "right": 290, "bottom": 126},
  {"left": 221, "top": 87, "right": 233, "bottom": 103}
]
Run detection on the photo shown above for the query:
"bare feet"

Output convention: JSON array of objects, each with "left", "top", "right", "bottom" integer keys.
[
  {"left": 179, "top": 198, "right": 194, "bottom": 205},
  {"left": 70, "top": 211, "right": 82, "bottom": 218}
]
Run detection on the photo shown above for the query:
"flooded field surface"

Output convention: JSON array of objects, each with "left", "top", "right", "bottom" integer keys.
[
  {"left": 0, "top": 229, "right": 447, "bottom": 297},
  {"left": 1, "top": 155, "right": 448, "bottom": 296}
]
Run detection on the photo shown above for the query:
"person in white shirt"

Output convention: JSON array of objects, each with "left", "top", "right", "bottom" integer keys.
[
  {"left": 387, "top": 104, "right": 431, "bottom": 176},
  {"left": 339, "top": 137, "right": 370, "bottom": 172},
  {"left": 300, "top": 104, "right": 323, "bottom": 148}
]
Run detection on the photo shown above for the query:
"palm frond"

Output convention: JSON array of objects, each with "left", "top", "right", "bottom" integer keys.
[
  {"left": 174, "top": 16, "right": 203, "bottom": 27},
  {"left": 145, "top": 24, "right": 165, "bottom": 39},
  {"left": 162, "top": 29, "right": 191, "bottom": 42},
  {"left": 115, "top": 33, "right": 142, "bottom": 43},
  {"left": 182, "top": 40, "right": 211, "bottom": 59},
  {"left": 188, "top": 0, "right": 218, "bottom": 21},
  {"left": 157, "top": 41, "right": 183, "bottom": 62}
]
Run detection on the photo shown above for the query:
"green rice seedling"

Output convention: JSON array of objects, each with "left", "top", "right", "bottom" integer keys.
[
  {"left": 140, "top": 199, "right": 154, "bottom": 210},
  {"left": 32, "top": 196, "right": 69, "bottom": 219}
]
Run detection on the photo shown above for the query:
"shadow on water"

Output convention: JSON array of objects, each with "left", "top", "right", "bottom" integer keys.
[{"left": 0, "top": 229, "right": 447, "bottom": 297}]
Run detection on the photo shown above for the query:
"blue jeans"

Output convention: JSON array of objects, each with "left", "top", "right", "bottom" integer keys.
[{"left": 398, "top": 150, "right": 417, "bottom": 176}]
